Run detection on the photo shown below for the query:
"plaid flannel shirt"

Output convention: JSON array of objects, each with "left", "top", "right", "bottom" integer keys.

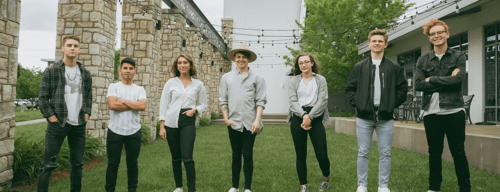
[{"left": 39, "top": 59, "right": 93, "bottom": 127}]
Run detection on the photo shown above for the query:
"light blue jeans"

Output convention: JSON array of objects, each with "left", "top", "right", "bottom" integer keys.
[{"left": 356, "top": 118, "right": 394, "bottom": 188}]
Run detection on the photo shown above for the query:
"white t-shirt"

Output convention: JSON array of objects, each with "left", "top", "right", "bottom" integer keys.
[
  {"left": 107, "top": 82, "right": 147, "bottom": 135},
  {"left": 297, "top": 76, "right": 318, "bottom": 107},
  {"left": 64, "top": 65, "right": 83, "bottom": 125},
  {"left": 424, "top": 54, "right": 464, "bottom": 116},
  {"left": 372, "top": 59, "right": 382, "bottom": 106}
]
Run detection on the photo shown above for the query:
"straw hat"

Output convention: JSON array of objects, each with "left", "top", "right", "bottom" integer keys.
[{"left": 227, "top": 44, "right": 257, "bottom": 62}]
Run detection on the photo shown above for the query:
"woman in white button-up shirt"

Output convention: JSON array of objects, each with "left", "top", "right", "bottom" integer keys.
[
  {"left": 288, "top": 53, "right": 330, "bottom": 192},
  {"left": 159, "top": 55, "right": 207, "bottom": 192}
]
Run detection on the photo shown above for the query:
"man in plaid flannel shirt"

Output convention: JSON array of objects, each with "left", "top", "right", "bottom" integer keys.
[{"left": 36, "top": 36, "right": 92, "bottom": 192}]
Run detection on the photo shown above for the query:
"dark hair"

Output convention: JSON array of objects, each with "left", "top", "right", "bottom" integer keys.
[
  {"left": 120, "top": 58, "right": 136, "bottom": 68},
  {"left": 172, "top": 55, "right": 197, "bottom": 77},
  {"left": 293, "top": 52, "right": 320, "bottom": 75},
  {"left": 234, "top": 51, "right": 251, "bottom": 59},
  {"left": 62, "top": 36, "right": 80, "bottom": 47}
]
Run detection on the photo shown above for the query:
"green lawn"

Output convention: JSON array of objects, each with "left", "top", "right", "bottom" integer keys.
[
  {"left": 15, "top": 106, "right": 44, "bottom": 122},
  {"left": 14, "top": 124, "right": 500, "bottom": 192}
]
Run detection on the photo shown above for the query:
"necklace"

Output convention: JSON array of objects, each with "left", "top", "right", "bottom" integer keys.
[{"left": 66, "top": 66, "right": 78, "bottom": 81}]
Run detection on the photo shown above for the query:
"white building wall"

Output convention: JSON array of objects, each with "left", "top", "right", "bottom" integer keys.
[{"left": 223, "top": 0, "right": 304, "bottom": 114}]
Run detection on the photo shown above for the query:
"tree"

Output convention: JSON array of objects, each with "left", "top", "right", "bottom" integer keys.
[
  {"left": 16, "top": 64, "right": 43, "bottom": 100},
  {"left": 114, "top": 50, "right": 120, "bottom": 81},
  {"left": 284, "top": 0, "right": 411, "bottom": 93}
]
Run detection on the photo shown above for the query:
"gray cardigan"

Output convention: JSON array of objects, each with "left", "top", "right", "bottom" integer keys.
[{"left": 287, "top": 73, "right": 329, "bottom": 123}]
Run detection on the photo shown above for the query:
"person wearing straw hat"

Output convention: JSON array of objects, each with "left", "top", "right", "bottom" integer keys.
[{"left": 219, "top": 44, "right": 267, "bottom": 192}]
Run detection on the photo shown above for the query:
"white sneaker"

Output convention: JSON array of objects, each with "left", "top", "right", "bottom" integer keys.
[
  {"left": 173, "top": 188, "right": 183, "bottom": 192},
  {"left": 378, "top": 187, "right": 390, "bottom": 192},
  {"left": 228, "top": 188, "right": 239, "bottom": 192},
  {"left": 356, "top": 186, "right": 368, "bottom": 192},
  {"left": 244, "top": 190, "right": 251, "bottom": 192},
  {"left": 427, "top": 191, "right": 441, "bottom": 192}
]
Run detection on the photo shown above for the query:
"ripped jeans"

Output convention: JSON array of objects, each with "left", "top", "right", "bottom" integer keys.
[{"left": 37, "top": 121, "right": 86, "bottom": 192}]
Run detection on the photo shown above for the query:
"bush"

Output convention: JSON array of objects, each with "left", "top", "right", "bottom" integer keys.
[
  {"left": 329, "top": 110, "right": 356, "bottom": 117},
  {"left": 211, "top": 111, "right": 218, "bottom": 119},
  {"left": 199, "top": 116, "right": 211, "bottom": 127},
  {"left": 156, "top": 121, "right": 161, "bottom": 139},
  {"left": 141, "top": 122, "right": 152, "bottom": 145},
  {"left": 12, "top": 134, "right": 104, "bottom": 183}
]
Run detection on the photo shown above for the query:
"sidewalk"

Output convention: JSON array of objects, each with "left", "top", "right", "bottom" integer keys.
[{"left": 16, "top": 118, "right": 46, "bottom": 126}]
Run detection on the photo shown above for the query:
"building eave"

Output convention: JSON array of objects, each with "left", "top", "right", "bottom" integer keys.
[{"left": 358, "top": 0, "right": 484, "bottom": 55}]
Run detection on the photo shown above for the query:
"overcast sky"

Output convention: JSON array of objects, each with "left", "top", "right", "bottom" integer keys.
[
  {"left": 18, "top": 0, "right": 224, "bottom": 71},
  {"left": 18, "top": 0, "right": 430, "bottom": 71}
]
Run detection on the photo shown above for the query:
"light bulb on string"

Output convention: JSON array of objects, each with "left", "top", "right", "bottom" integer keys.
[
  {"left": 271, "top": 64, "right": 273, "bottom": 68},
  {"left": 285, "top": 43, "right": 288, "bottom": 48},
  {"left": 249, "top": 41, "right": 251, "bottom": 46},
  {"left": 263, "top": 43, "right": 264, "bottom": 48},
  {"left": 262, "top": 29, "right": 264, "bottom": 36},
  {"left": 411, "top": 16, "right": 414, "bottom": 25},
  {"left": 257, "top": 35, "right": 260, "bottom": 43},
  {"left": 455, "top": 1, "right": 460, "bottom": 13},
  {"left": 272, "top": 40, "right": 274, "bottom": 46}
]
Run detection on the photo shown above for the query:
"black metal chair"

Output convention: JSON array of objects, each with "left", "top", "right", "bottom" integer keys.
[{"left": 463, "top": 94, "right": 475, "bottom": 124}]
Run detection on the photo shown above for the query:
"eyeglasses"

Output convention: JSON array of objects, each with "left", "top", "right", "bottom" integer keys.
[
  {"left": 298, "top": 60, "right": 311, "bottom": 66},
  {"left": 428, "top": 30, "right": 447, "bottom": 37}
]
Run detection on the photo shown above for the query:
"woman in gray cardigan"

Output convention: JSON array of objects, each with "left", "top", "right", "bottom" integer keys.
[{"left": 288, "top": 53, "right": 330, "bottom": 192}]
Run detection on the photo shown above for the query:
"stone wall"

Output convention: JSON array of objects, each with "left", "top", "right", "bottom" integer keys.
[
  {"left": 120, "top": 0, "right": 162, "bottom": 140},
  {"left": 159, "top": 9, "right": 231, "bottom": 117},
  {"left": 0, "top": 0, "right": 19, "bottom": 189},
  {"left": 56, "top": 0, "right": 117, "bottom": 141}
]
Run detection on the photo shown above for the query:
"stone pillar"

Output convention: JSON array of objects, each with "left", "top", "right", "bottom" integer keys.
[
  {"left": 0, "top": 0, "right": 20, "bottom": 189},
  {"left": 121, "top": 0, "right": 162, "bottom": 140},
  {"left": 56, "top": 0, "right": 117, "bottom": 141}
]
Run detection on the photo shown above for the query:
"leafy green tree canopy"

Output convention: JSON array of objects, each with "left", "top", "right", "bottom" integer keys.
[
  {"left": 16, "top": 64, "right": 43, "bottom": 99},
  {"left": 284, "top": 0, "right": 411, "bottom": 93}
]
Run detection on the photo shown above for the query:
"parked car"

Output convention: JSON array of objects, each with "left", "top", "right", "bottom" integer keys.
[
  {"left": 25, "top": 98, "right": 39, "bottom": 109},
  {"left": 17, "top": 99, "right": 29, "bottom": 106},
  {"left": 14, "top": 99, "right": 18, "bottom": 106}
]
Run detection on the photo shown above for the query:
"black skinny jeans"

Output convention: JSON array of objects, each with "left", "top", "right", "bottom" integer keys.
[
  {"left": 105, "top": 129, "right": 142, "bottom": 192},
  {"left": 37, "top": 122, "right": 86, "bottom": 192},
  {"left": 424, "top": 111, "right": 470, "bottom": 192},
  {"left": 166, "top": 109, "right": 197, "bottom": 192},
  {"left": 228, "top": 126, "right": 257, "bottom": 190},
  {"left": 290, "top": 107, "right": 330, "bottom": 185}
]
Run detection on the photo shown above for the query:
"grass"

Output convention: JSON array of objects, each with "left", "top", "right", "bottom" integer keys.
[
  {"left": 14, "top": 124, "right": 500, "bottom": 192},
  {"left": 15, "top": 106, "right": 44, "bottom": 122}
]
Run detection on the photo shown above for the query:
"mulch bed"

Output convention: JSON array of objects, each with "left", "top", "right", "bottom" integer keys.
[{"left": 11, "top": 158, "right": 103, "bottom": 191}]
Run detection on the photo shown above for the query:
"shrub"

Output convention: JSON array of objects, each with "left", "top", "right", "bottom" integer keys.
[
  {"left": 329, "top": 109, "right": 356, "bottom": 117},
  {"left": 211, "top": 111, "right": 218, "bottom": 119},
  {"left": 12, "top": 134, "right": 104, "bottom": 183},
  {"left": 156, "top": 121, "right": 161, "bottom": 139},
  {"left": 199, "top": 116, "right": 211, "bottom": 127},
  {"left": 140, "top": 122, "right": 152, "bottom": 145}
]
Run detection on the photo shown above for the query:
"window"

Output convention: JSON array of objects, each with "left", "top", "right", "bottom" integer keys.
[
  {"left": 484, "top": 23, "right": 500, "bottom": 122},
  {"left": 398, "top": 49, "right": 421, "bottom": 96},
  {"left": 447, "top": 32, "right": 469, "bottom": 95}
]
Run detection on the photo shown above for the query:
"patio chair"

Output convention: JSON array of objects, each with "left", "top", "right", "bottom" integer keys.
[{"left": 463, "top": 94, "right": 474, "bottom": 124}]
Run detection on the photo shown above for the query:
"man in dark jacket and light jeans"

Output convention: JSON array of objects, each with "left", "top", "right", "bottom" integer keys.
[
  {"left": 37, "top": 36, "right": 92, "bottom": 192},
  {"left": 415, "top": 19, "right": 470, "bottom": 192},
  {"left": 345, "top": 29, "right": 407, "bottom": 192}
]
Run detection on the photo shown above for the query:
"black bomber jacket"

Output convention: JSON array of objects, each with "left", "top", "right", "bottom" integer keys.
[{"left": 345, "top": 56, "right": 407, "bottom": 121}]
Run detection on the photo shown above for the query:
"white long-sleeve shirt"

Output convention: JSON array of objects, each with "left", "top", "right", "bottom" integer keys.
[{"left": 159, "top": 77, "right": 207, "bottom": 128}]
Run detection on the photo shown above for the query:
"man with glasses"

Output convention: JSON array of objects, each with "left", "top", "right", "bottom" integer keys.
[
  {"left": 345, "top": 29, "right": 407, "bottom": 192},
  {"left": 37, "top": 36, "right": 92, "bottom": 192},
  {"left": 415, "top": 18, "right": 470, "bottom": 192}
]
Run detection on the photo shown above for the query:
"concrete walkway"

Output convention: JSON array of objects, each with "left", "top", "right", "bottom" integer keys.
[{"left": 16, "top": 118, "right": 46, "bottom": 126}]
